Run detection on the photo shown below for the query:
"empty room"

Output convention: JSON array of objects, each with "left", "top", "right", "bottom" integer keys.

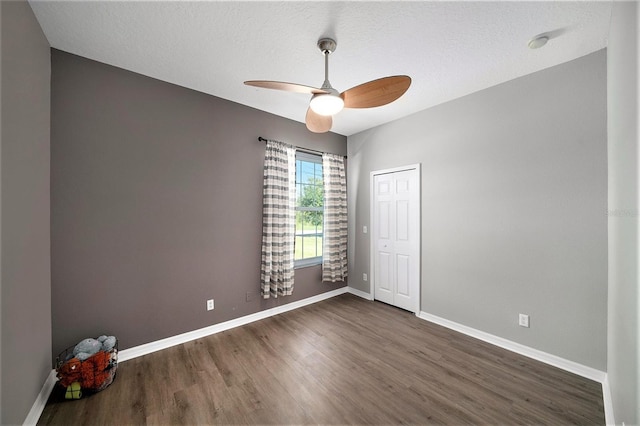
[{"left": 1, "top": 1, "right": 638, "bottom": 425}]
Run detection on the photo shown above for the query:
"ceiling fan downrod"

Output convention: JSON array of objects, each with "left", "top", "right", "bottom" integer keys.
[
  {"left": 317, "top": 38, "right": 337, "bottom": 91},
  {"left": 309, "top": 38, "right": 343, "bottom": 116}
]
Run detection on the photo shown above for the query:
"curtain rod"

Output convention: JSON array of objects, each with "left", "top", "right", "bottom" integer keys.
[{"left": 258, "top": 136, "right": 346, "bottom": 158}]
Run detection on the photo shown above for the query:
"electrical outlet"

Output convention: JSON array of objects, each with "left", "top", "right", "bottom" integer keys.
[
  {"left": 207, "top": 299, "right": 214, "bottom": 311},
  {"left": 518, "top": 313, "right": 529, "bottom": 328},
  {"left": 363, "top": 225, "right": 368, "bottom": 234},
  {"left": 363, "top": 273, "right": 368, "bottom": 281}
]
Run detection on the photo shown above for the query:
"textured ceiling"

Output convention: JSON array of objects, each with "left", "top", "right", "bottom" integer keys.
[{"left": 29, "top": 1, "right": 612, "bottom": 136}]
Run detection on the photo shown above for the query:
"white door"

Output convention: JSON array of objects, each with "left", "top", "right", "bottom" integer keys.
[{"left": 372, "top": 167, "right": 420, "bottom": 313}]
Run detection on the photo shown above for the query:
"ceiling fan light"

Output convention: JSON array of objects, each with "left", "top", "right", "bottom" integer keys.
[{"left": 310, "top": 93, "right": 344, "bottom": 116}]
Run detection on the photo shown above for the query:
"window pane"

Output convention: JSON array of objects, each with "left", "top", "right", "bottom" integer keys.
[
  {"left": 295, "top": 209, "right": 323, "bottom": 260},
  {"left": 294, "top": 156, "right": 324, "bottom": 264},
  {"left": 296, "top": 183, "right": 303, "bottom": 206},
  {"left": 299, "top": 184, "right": 323, "bottom": 208},
  {"left": 301, "top": 161, "right": 315, "bottom": 185},
  {"left": 302, "top": 235, "right": 322, "bottom": 258}
]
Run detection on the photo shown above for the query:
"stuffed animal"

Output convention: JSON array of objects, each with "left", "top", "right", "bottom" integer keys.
[
  {"left": 58, "top": 335, "right": 118, "bottom": 397},
  {"left": 80, "top": 350, "right": 110, "bottom": 389},
  {"left": 57, "top": 357, "right": 82, "bottom": 387},
  {"left": 73, "top": 338, "right": 102, "bottom": 361},
  {"left": 95, "top": 335, "right": 117, "bottom": 351},
  {"left": 101, "top": 336, "right": 117, "bottom": 351}
]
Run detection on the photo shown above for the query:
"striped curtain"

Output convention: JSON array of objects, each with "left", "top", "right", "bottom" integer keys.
[
  {"left": 261, "top": 141, "right": 296, "bottom": 298},
  {"left": 322, "top": 153, "right": 348, "bottom": 282}
]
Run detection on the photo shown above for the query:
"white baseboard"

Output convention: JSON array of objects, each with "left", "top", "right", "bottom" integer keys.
[
  {"left": 119, "top": 286, "right": 349, "bottom": 362},
  {"left": 418, "top": 311, "right": 606, "bottom": 383},
  {"left": 419, "top": 310, "right": 613, "bottom": 423},
  {"left": 23, "top": 369, "right": 57, "bottom": 426},
  {"left": 602, "top": 374, "right": 615, "bottom": 425},
  {"left": 347, "top": 286, "right": 373, "bottom": 300}
]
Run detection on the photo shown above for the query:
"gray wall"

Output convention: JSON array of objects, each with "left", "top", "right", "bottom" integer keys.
[
  {"left": 51, "top": 50, "right": 347, "bottom": 358},
  {"left": 607, "top": 2, "right": 639, "bottom": 424},
  {"left": 0, "top": 1, "right": 52, "bottom": 424},
  {"left": 348, "top": 51, "right": 607, "bottom": 370}
]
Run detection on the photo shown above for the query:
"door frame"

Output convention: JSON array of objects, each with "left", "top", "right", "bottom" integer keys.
[{"left": 369, "top": 163, "right": 422, "bottom": 314}]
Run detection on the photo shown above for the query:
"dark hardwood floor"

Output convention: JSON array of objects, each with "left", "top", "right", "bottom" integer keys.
[{"left": 38, "top": 293, "right": 604, "bottom": 425}]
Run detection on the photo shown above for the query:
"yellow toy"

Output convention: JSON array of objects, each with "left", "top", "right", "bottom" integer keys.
[{"left": 64, "top": 382, "right": 82, "bottom": 400}]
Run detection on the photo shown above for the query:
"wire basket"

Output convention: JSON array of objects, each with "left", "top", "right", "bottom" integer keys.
[{"left": 55, "top": 338, "right": 118, "bottom": 398}]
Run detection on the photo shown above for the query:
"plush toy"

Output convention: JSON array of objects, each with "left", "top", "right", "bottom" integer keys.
[
  {"left": 58, "top": 335, "right": 118, "bottom": 398},
  {"left": 101, "top": 336, "right": 117, "bottom": 351},
  {"left": 80, "top": 350, "right": 109, "bottom": 389},
  {"left": 73, "top": 338, "right": 102, "bottom": 361},
  {"left": 57, "top": 357, "right": 82, "bottom": 387}
]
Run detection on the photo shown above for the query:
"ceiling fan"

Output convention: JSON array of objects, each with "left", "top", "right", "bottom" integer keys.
[{"left": 244, "top": 38, "right": 411, "bottom": 133}]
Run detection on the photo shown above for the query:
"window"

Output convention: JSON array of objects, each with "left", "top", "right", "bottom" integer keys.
[{"left": 295, "top": 152, "right": 323, "bottom": 267}]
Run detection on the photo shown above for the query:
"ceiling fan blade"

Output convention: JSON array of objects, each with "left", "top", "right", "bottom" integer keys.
[
  {"left": 341, "top": 75, "right": 411, "bottom": 108},
  {"left": 305, "top": 107, "right": 332, "bottom": 133},
  {"left": 244, "top": 80, "right": 328, "bottom": 94}
]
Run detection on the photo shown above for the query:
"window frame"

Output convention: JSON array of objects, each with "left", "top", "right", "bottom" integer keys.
[{"left": 294, "top": 151, "right": 324, "bottom": 269}]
